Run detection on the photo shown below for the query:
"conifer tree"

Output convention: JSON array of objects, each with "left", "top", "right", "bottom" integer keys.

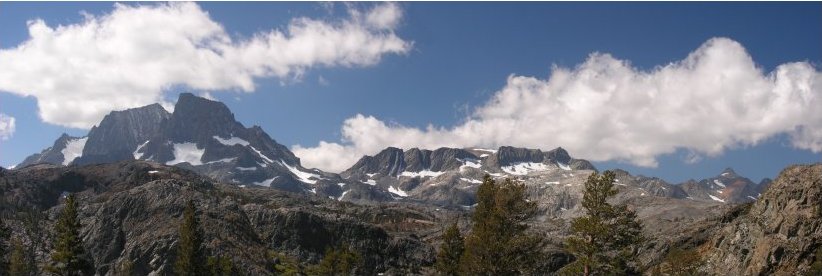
[
  {"left": 561, "top": 171, "right": 643, "bottom": 276},
  {"left": 269, "top": 251, "right": 303, "bottom": 275},
  {"left": 309, "top": 247, "right": 362, "bottom": 276},
  {"left": 460, "top": 176, "right": 541, "bottom": 275},
  {"left": 435, "top": 223, "right": 464, "bottom": 276},
  {"left": 47, "top": 194, "right": 93, "bottom": 276},
  {"left": 174, "top": 200, "right": 206, "bottom": 276},
  {"left": 1, "top": 215, "right": 9, "bottom": 275},
  {"left": 207, "top": 255, "right": 234, "bottom": 276},
  {"left": 9, "top": 238, "right": 30, "bottom": 276}
]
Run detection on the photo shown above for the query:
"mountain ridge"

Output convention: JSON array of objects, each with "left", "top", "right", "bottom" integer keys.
[{"left": 17, "top": 93, "right": 768, "bottom": 208}]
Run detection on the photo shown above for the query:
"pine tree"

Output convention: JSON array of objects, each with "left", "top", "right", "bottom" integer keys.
[
  {"left": 309, "top": 247, "right": 362, "bottom": 276},
  {"left": 174, "top": 200, "right": 206, "bottom": 276},
  {"left": 47, "top": 194, "right": 93, "bottom": 276},
  {"left": 561, "top": 171, "right": 644, "bottom": 276},
  {"left": 435, "top": 223, "right": 464, "bottom": 276},
  {"left": 207, "top": 255, "right": 234, "bottom": 276},
  {"left": 1, "top": 215, "right": 9, "bottom": 275},
  {"left": 269, "top": 251, "right": 303, "bottom": 275},
  {"left": 460, "top": 176, "right": 541, "bottom": 275},
  {"left": 9, "top": 238, "right": 30, "bottom": 276}
]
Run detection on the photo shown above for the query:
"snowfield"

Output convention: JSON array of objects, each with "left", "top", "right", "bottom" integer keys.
[
  {"left": 133, "top": 140, "right": 149, "bottom": 159},
  {"left": 166, "top": 142, "right": 204, "bottom": 166},
  {"left": 400, "top": 170, "right": 445, "bottom": 178},
  {"left": 61, "top": 137, "right": 88, "bottom": 165},
  {"left": 501, "top": 162, "right": 550, "bottom": 175},
  {"left": 389, "top": 186, "right": 408, "bottom": 197}
]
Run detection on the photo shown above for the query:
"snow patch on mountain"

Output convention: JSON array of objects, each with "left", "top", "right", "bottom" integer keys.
[
  {"left": 473, "top": 148, "right": 498, "bottom": 153},
  {"left": 713, "top": 179, "right": 726, "bottom": 188},
  {"left": 61, "top": 137, "right": 88, "bottom": 165},
  {"left": 249, "top": 146, "right": 274, "bottom": 164},
  {"left": 167, "top": 142, "right": 205, "bottom": 166},
  {"left": 388, "top": 186, "right": 408, "bottom": 197},
  {"left": 400, "top": 170, "right": 445, "bottom": 178},
  {"left": 133, "top": 140, "right": 149, "bottom": 159},
  {"left": 459, "top": 158, "right": 482, "bottom": 171},
  {"left": 236, "top": 166, "right": 256, "bottom": 171},
  {"left": 338, "top": 190, "right": 350, "bottom": 201},
  {"left": 280, "top": 160, "right": 319, "bottom": 184},
  {"left": 206, "top": 158, "right": 236, "bottom": 164},
  {"left": 557, "top": 161, "right": 571, "bottom": 171},
  {"left": 461, "top": 177, "right": 483, "bottom": 184},
  {"left": 213, "top": 135, "right": 250, "bottom": 146},
  {"left": 253, "top": 176, "right": 279, "bottom": 187},
  {"left": 709, "top": 194, "right": 725, "bottom": 203},
  {"left": 501, "top": 162, "right": 550, "bottom": 175}
]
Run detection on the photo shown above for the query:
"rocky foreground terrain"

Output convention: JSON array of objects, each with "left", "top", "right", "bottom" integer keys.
[{"left": 0, "top": 161, "right": 448, "bottom": 275}]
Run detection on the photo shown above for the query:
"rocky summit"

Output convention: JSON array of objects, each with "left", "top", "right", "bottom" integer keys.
[{"left": 8, "top": 94, "right": 819, "bottom": 275}]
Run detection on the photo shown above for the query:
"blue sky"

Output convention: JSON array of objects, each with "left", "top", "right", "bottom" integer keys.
[{"left": 0, "top": 2, "right": 820, "bottom": 183}]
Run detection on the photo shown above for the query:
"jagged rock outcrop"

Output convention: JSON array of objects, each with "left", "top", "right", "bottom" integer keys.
[
  {"left": 700, "top": 163, "right": 822, "bottom": 275},
  {"left": 18, "top": 134, "right": 87, "bottom": 167}
]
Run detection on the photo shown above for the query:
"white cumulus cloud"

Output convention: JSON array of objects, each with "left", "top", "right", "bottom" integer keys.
[
  {"left": 294, "top": 38, "right": 822, "bottom": 172},
  {"left": 0, "top": 114, "right": 16, "bottom": 141},
  {"left": 0, "top": 2, "right": 410, "bottom": 129}
]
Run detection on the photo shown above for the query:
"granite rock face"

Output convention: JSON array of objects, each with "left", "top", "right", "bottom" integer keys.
[
  {"left": 74, "top": 103, "right": 171, "bottom": 165},
  {"left": 700, "top": 164, "right": 822, "bottom": 275}
]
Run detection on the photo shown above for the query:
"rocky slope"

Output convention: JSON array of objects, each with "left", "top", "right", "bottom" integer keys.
[
  {"left": 698, "top": 163, "right": 822, "bottom": 275},
  {"left": 0, "top": 160, "right": 445, "bottom": 275}
]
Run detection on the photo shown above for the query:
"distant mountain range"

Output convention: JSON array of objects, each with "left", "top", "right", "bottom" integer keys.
[{"left": 17, "top": 93, "right": 769, "bottom": 208}]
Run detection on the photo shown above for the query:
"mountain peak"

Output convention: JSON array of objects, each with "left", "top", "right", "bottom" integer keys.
[
  {"left": 174, "top": 93, "right": 234, "bottom": 120},
  {"left": 165, "top": 93, "right": 241, "bottom": 142},
  {"left": 720, "top": 167, "right": 737, "bottom": 177},
  {"left": 74, "top": 102, "right": 171, "bottom": 165}
]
